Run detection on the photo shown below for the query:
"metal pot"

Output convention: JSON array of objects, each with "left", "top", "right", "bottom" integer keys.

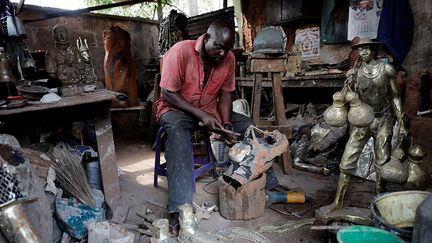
[
  {"left": 371, "top": 191, "right": 430, "bottom": 241},
  {"left": 16, "top": 84, "right": 49, "bottom": 100}
]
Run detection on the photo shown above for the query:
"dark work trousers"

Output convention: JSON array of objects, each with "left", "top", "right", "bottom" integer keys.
[{"left": 160, "top": 111, "right": 252, "bottom": 213}]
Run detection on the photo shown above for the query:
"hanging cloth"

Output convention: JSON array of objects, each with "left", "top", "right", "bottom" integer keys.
[{"left": 377, "top": 0, "right": 414, "bottom": 69}]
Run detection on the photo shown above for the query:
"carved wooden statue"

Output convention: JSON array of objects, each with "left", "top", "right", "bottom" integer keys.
[{"left": 103, "top": 25, "right": 138, "bottom": 107}]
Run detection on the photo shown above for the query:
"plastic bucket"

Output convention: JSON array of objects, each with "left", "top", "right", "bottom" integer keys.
[{"left": 337, "top": 225, "right": 404, "bottom": 243}]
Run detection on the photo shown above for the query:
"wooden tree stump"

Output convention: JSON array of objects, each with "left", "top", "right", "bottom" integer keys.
[{"left": 218, "top": 174, "right": 266, "bottom": 220}]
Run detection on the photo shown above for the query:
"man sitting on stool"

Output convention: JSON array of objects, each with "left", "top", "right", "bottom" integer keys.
[{"left": 156, "top": 20, "right": 279, "bottom": 235}]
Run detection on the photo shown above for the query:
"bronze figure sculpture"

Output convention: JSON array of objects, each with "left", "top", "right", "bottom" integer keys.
[
  {"left": 45, "top": 24, "right": 84, "bottom": 87},
  {"left": 317, "top": 38, "right": 409, "bottom": 222}
]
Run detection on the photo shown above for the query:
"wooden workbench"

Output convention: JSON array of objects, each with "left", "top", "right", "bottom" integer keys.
[{"left": 0, "top": 90, "right": 120, "bottom": 205}]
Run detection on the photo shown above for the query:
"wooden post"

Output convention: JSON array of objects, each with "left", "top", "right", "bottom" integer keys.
[
  {"left": 94, "top": 112, "right": 120, "bottom": 205},
  {"left": 149, "top": 73, "right": 161, "bottom": 142},
  {"left": 251, "top": 73, "right": 263, "bottom": 125}
]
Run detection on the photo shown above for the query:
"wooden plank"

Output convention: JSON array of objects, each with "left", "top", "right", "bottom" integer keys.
[
  {"left": 251, "top": 58, "right": 286, "bottom": 73},
  {"left": 110, "top": 106, "right": 145, "bottom": 112},
  {"left": 265, "top": 0, "right": 282, "bottom": 24},
  {"left": 0, "top": 90, "right": 115, "bottom": 116},
  {"left": 257, "top": 119, "right": 274, "bottom": 127},
  {"left": 235, "top": 75, "right": 345, "bottom": 88},
  {"left": 94, "top": 113, "right": 120, "bottom": 205},
  {"left": 237, "top": 73, "right": 345, "bottom": 81},
  {"left": 110, "top": 202, "right": 131, "bottom": 224},
  {"left": 251, "top": 73, "right": 263, "bottom": 124},
  {"left": 272, "top": 72, "right": 287, "bottom": 125},
  {"left": 149, "top": 73, "right": 161, "bottom": 142},
  {"left": 280, "top": 149, "right": 292, "bottom": 174}
]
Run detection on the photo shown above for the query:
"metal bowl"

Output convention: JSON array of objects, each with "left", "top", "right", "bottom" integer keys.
[
  {"left": 16, "top": 84, "right": 49, "bottom": 100},
  {"left": 371, "top": 190, "right": 430, "bottom": 240}
]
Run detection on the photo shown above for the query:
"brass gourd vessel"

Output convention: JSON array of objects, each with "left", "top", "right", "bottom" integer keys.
[
  {"left": 324, "top": 91, "right": 348, "bottom": 127},
  {"left": 346, "top": 91, "right": 374, "bottom": 127},
  {"left": 381, "top": 148, "right": 408, "bottom": 184},
  {"left": 404, "top": 144, "right": 429, "bottom": 190}
]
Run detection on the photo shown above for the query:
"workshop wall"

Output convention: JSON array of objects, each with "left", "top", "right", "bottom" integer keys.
[
  {"left": 18, "top": 5, "right": 159, "bottom": 98},
  {"left": 404, "top": 0, "right": 432, "bottom": 74}
]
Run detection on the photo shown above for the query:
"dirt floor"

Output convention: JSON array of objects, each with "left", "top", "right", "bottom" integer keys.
[{"left": 113, "top": 139, "right": 379, "bottom": 243}]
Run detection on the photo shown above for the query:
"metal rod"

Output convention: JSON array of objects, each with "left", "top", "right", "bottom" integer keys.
[{"left": 417, "top": 109, "right": 432, "bottom": 116}]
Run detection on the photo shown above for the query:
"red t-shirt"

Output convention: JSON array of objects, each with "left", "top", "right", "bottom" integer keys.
[{"left": 155, "top": 34, "right": 236, "bottom": 122}]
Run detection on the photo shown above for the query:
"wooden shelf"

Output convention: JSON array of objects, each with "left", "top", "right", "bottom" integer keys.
[{"left": 236, "top": 73, "right": 345, "bottom": 88}]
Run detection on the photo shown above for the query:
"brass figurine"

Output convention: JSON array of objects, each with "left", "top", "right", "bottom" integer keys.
[
  {"left": 317, "top": 38, "right": 409, "bottom": 220},
  {"left": 45, "top": 24, "right": 84, "bottom": 87},
  {"left": 404, "top": 144, "right": 430, "bottom": 190},
  {"left": 77, "top": 37, "right": 97, "bottom": 84}
]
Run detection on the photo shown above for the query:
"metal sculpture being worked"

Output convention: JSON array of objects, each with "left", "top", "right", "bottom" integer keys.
[{"left": 224, "top": 125, "right": 288, "bottom": 186}]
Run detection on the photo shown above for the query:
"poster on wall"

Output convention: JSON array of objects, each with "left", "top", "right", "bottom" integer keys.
[
  {"left": 347, "top": 0, "right": 384, "bottom": 41},
  {"left": 295, "top": 27, "right": 320, "bottom": 63}
]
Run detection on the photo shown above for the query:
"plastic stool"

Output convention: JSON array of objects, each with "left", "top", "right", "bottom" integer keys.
[{"left": 154, "top": 126, "right": 216, "bottom": 192}]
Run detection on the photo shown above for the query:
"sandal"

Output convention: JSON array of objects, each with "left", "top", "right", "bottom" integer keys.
[
  {"left": 169, "top": 212, "right": 180, "bottom": 237},
  {"left": 169, "top": 223, "right": 180, "bottom": 237}
]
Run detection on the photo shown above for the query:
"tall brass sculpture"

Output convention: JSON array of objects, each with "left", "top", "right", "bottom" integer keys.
[{"left": 317, "top": 38, "right": 409, "bottom": 222}]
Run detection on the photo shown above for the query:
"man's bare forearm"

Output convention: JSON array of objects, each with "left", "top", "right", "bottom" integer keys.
[{"left": 218, "top": 90, "right": 232, "bottom": 124}]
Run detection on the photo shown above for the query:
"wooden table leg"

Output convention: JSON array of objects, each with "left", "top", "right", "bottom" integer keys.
[
  {"left": 272, "top": 72, "right": 287, "bottom": 124},
  {"left": 94, "top": 113, "right": 120, "bottom": 205},
  {"left": 272, "top": 72, "right": 292, "bottom": 174},
  {"left": 251, "top": 73, "right": 263, "bottom": 125},
  {"left": 149, "top": 73, "right": 161, "bottom": 142},
  {"left": 280, "top": 149, "right": 292, "bottom": 174}
]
